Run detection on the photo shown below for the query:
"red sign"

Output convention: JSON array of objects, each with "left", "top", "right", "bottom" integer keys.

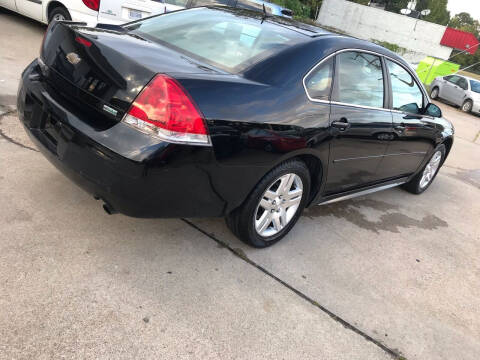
[{"left": 441, "top": 27, "right": 479, "bottom": 55}]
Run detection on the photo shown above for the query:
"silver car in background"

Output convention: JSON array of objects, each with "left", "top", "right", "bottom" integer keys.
[{"left": 430, "top": 74, "right": 480, "bottom": 114}]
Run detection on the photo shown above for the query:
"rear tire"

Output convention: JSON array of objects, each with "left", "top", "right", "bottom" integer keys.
[
  {"left": 402, "top": 144, "right": 445, "bottom": 194},
  {"left": 48, "top": 6, "right": 71, "bottom": 23},
  {"left": 226, "top": 160, "right": 311, "bottom": 248},
  {"left": 430, "top": 87, "right": 439, "bottom": 100},
  {"left": 462, "top": 100, "right": 473, "bottom": 113}
]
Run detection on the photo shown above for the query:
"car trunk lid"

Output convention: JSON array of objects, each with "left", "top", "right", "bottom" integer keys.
[{"left": 40, "top": 21, "right": 222, "bottom": 124}]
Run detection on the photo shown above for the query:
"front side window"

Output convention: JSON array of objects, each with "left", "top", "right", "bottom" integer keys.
[
  {"left": 470, "top": 80, "right": 480, "bottom": 93},
  {"left": 333, "top": 51, "right": 384, "bottom": 108},
  {"left": 387, "top": 60, "right": 424, "bottom": 114},
  {"left": 304, "top": 57, "right": 333, "bottom": 101}
]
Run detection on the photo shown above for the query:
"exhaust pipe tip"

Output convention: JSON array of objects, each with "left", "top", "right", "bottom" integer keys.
[{"left": 102, "top": 202, "right": 117, "bottom": 215}]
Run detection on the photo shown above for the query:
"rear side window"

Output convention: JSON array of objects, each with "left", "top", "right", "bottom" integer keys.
[
  {"left": 126, "top": 8, "right": 306, "bottom": 72},
  {"left": 304, "top": 57, "right": 333, "bottom": 101},
  {"left": 447, "top": 75, "right": 461, "bottom": 84},
  {"left": 333, "top": 51, "right": 384, "bottom": 108},
  {"left": 386, "top": 60, "right": 424, "bottom": 113}
]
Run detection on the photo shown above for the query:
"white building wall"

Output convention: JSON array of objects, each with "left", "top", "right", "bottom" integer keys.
[{"left": 316, "top": 0, "right": 453, "bottom": 63}]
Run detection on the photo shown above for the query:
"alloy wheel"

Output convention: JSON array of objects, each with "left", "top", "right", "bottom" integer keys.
[
  {"left": 419, "top": 151, "right": 442, "bottom": 189},
  {"left": 462, "top": 101, "right": 472, "bottom": 112},
  {"left": 254, "top": 173, "right": 303, "bottom": 238},
  {"left": 53, "top": 14, "right": 66, "bottom": 21},
  {"left": 431, "top": 88, "right": 438, "bottom": 99}
]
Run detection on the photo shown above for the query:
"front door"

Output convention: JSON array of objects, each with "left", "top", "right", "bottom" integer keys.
[
  {"left": 325, "top": 51, "right": 392, "bottom": 193},
  {"left": 378, "top": 59, "right": 437, "bottom": 178}
]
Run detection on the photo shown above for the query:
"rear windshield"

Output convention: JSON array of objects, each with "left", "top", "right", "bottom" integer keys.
[
  {"left": 470, "top": 80, "right": 480, "bottom": 93},
  {"left": 125, "top": 8, "right": 307, "bottom": 72}
]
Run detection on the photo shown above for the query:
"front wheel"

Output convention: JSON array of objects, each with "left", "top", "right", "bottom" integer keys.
[
  {"left": 430, "top": 87, "right": 439, "bottom": 100},
  {"left": 402, "top": 144, "right": 445, "bottom": 194},
  {"left": 462, "top": 100, "right": 473, "bottom": 113},
  {"left": 226, "top": 160, "right": 311, "bottom": 248}
]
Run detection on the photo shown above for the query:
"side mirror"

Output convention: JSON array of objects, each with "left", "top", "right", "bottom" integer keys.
[{"left": 425, "top": 103, "right": 442, "bottom": 118}]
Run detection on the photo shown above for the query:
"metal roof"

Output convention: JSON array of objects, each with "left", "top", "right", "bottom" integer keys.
[{"left": 440, "top": 27, "right": 479, "bottom": 55}]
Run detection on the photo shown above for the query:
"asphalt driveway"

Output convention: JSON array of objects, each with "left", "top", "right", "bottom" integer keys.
[{"left": 1, "top": 10, "right": 479, "bottom": 360}]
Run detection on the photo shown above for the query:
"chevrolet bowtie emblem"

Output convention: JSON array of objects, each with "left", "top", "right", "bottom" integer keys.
[{"left": 66, "top": 52, "right": 81, "bottom": 65}]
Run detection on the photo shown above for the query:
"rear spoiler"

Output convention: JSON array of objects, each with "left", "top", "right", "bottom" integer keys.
[{"left": 52, "top": 20, "right": 126, "bottom": 33}]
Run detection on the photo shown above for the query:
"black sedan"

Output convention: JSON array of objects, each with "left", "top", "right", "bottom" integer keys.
[{"left": 18, "top": 7, "right": 454, "bottom": 247}]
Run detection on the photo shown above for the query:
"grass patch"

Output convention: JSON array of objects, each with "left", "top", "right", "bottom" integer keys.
[
  {"left": 458, "top": 71, "right": 480, "bottom": 80},
  {"left": 372, "top": 40, "right": 407, "bottom": 55}
]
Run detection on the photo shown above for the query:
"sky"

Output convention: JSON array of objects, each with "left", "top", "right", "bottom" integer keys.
[{"left": 447, "top": 0, "right": 480, "bottom": 20}]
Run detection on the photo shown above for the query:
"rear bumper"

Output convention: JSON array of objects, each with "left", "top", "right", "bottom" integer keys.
[
  {"left": 472, "top": 101, "right": 480, "bottom": 114},
  {"left": 17, "top": 60, "right": 227, "bottom": 218}
]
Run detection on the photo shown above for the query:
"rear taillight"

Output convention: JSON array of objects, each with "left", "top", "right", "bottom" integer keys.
[
  {"left": 75, "top": 36, "right": 92, "bottom": 47},
  {"left": 123, "top": 74, "right": 210, "bottom": 146},
  {"left": 82, "top": 0, "right": 100, "bottom": 11}
]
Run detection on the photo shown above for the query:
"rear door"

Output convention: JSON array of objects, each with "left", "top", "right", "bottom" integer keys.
[
  {"left": 98, "top": 0, "right": 167, "bottom": 23},
  {"left": 15, "top": 0, "right": 43, "bottom": 21},
  {"left": 0, "top": 0, "right": 16, "bottom": 11},
  {"left": 442, "top": 75, "right": 463, "bottom": 103},
  {"left": 378, "top": 59, "right": 437, "bottom": 178},
  {"left": 324, "top": 50, "right": 392, "bottom": 193}
]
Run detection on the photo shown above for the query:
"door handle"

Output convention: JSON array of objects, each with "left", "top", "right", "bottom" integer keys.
[
  {"left": 395, "top": 122, "right": 406, "bottom": 131},
  {"left": 331, "top": 118, "right": 350, "bottom": 130}
]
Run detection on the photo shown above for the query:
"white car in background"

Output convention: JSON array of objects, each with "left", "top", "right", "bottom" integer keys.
[
  {"left": 0, "top": 0, "right": 292, "bottom": 25},
  {"left": 0, "top": 0, "right": 184, "bottom": 25}
]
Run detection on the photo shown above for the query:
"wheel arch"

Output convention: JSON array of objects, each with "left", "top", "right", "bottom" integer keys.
[
  {"left": 45, "top": 0, "right": 69, "bottom": 22},
  {"left": 264, "top": 150, "right": 325, "bottom": 207},
  {"left": 295, "top": 154, "right": 324, "bottom": 205},
  {"left": 442, "top": 136, "right": 454, "bottom": 163},
  {"left": 225, "top": 150, "right": 326, "bottom": 216}
]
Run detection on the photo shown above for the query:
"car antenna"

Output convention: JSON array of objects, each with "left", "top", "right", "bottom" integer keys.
[{"left": 261, "top": 3, "right": 268, "bottom": 23}]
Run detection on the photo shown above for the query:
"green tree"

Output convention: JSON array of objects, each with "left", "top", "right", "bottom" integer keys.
[
  {"left": 422, "top": 0, "right": 450, "bottom": 25},
  {"left": 384, "top": 0, "right": 409, "bottom": 13},
  {"left": 415, "top": 0, "right": 429, "bottom": 11},
  {"left": 449, "top": 12, "right": 480, "bottom": 38}
]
